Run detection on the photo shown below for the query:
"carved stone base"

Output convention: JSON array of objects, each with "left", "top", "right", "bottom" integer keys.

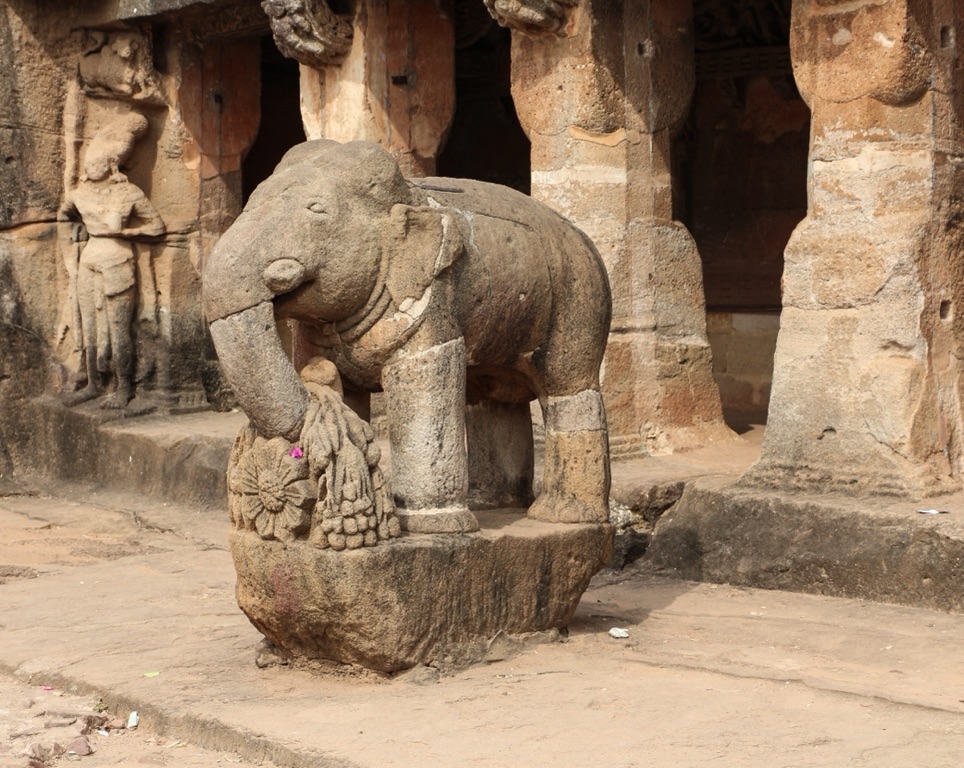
[{"left": 230, "top": 509, "right": 613, "bottom": 672}]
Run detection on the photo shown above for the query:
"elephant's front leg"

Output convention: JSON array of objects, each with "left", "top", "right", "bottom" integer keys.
[{"left": 383, "top": 337, "right": 480, "bottom": 533}]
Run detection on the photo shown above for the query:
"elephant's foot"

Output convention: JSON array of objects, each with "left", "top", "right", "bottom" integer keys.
[
  {"left": 396, "top": 506, "right": 480, "bottom": 534},
  {"left": 527, "top": 493, "right": 608, "bottom": 524}
]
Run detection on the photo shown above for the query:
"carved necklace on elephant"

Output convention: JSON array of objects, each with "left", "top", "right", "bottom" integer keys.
[
  {"left": 319, "top": 241, "right": 439, "bottom": 391},
  {"left": 325, "top": 251, "right": 393, "bottom": 345}
]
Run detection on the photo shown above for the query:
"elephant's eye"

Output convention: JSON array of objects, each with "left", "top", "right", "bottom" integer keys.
[{"left": 307, "top": 202, "right": 328, "bottom": 215}]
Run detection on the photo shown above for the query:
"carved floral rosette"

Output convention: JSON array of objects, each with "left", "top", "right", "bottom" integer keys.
[{"left": 228, "top": 386, "right": 400, "bottom": 550}]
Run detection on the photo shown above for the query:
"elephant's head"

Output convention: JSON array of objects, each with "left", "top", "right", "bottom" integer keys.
[{"left": 204, "top": 140, "right": 468, "bottom": 441}]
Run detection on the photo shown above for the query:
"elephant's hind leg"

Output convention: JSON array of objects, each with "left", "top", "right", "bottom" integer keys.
[
  {"left": 466, "top": 400, "right": 535, "bottom": 510},
  {"left": 528, "top": 390, "right": 610, "bottom": 524}
]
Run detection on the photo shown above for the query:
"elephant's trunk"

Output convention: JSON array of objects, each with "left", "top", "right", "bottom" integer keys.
[{"left": 209, "top": 302, "right": 311, "bottom": 442}]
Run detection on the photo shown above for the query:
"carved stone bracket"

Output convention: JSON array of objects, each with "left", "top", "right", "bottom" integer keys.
[
  {"left": 483, "top": 0, "right": 579, "bottom": 37},
  {"left": 262, "top": 0, "right": 353, "bottom": 68}
]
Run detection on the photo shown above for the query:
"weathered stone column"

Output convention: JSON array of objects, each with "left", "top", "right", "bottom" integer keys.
[
  {"left": 506, "top": 0, "right": 732, "bottom": 457},
  {"left": 746, "top": 0, "right": 964, "bottom": 495},
  {"left": 292, "top": 0, "right": 455, "bottom": 176},
  {"left": 266, "top": 0, "right": 456, "bottom": 371}
]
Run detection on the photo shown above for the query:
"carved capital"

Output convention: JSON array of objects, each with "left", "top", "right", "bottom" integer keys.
[
  {"left": 790, "top": 0, "right": 930, "bottom": 107},
  {"left": 483, "top": 0, "right": 579, "bottom": 37},
  {"left": 262, "top": 0, "right": 353, "bottom": 68}
]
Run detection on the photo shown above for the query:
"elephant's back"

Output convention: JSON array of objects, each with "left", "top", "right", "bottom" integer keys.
[
  {"left": 414, "top": 177, "right": 568, "bottom": 233},
  {"left": 416, "top": 177, "right": 612, "bottom": 390},
  {"left": 414, "top": 176, "right": 608, "bottom": 285}
]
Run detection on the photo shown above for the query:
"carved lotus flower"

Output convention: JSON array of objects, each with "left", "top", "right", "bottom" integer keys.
[{"left": 230, "top": 436, "right": 315, "bottom": 542}]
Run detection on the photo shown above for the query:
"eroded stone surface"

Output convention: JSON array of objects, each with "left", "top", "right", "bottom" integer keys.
[
  {"left": 297, "top": 0, "right": 456, "bottom": 176},
  {"left": 509, "top": 1, "right": 734, "bottom": 457},
  {"left": 647, "top": 476, "right": 964, "bottom": 613},
  {"left": 484, "top": 0, "right": 579, "bottom": 36},
  {"left": 231, "top": 509, "right": 613, "bottom": 672},
  {"left": 743, "top": 0, "right": 964, "bottom": 497},
  {"left": 262, "top": 0, "right": 353, "bottom": 67}
]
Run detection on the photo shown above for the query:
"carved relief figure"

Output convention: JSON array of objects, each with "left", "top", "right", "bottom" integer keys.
[
  {"left": 205, "top": 140, "right": 612, "bottom": 539},
  {"left": 78, "top": 30, "right": 162, "bottom": 102},
  {"left": 60, "top": 112, "right": 165, "bottom": 409}
]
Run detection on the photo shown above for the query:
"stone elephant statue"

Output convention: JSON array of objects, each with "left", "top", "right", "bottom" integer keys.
[{"left": 204, "top": 140, "right": 612, "bottom": 534}]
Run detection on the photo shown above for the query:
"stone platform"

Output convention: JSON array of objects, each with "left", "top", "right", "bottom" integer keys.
[
  {"left": 233, "top": 511, "right": 613, "bottom": 672},
  {"left": 646, "top": 475, "right": 964, "bottom": 613},
  {"left": 1, "top": 396, "right": 244, "bottom": 507}
]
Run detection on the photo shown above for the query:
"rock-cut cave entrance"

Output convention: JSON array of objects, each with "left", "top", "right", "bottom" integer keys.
[
  {"left": 241, "top": 34, "right": 306, "bottom": 204},
  {"left": 675, "top": 0, "right": 810, "bottom": 431}
]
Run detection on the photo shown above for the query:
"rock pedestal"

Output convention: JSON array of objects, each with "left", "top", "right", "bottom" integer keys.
[{"left": 230, "top": 510, "right": 612, "bottom": 672}]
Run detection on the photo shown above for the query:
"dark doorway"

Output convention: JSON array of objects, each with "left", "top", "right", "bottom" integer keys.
[
  {"left": 678, "top": 0, "right": 808, "bottom": 311},
  {"left": 241, "top": 35, "right": 306, "bottom": 202},
  {"left": 675, "top": 0, "right": 809, "bottom": 426},
  {"left": 437, "top": 2, "right": 530, "bottom": 193}
]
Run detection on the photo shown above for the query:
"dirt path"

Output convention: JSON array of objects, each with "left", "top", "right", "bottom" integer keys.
[
  {"left": 0, "top": 677, "right": 278, "bottom": 768},
  {"left": 0, "top": 483, "right": 273, "bottom": 768}
]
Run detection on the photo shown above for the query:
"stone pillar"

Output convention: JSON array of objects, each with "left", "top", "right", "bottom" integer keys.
[
  {"left": 745, "top": 0, "right": 964, "bottom": 495},
  {"left": 508, "top": 0, "right": 732, "bottom": 457},
  {"left": 271, "top": 0, "right": 455, "bottom": 373},
  {"left": 297, "top": 0, "right": 455, "bottom": 176}
]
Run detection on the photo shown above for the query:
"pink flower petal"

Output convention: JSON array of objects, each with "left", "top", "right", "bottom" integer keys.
[{"left": 289, "top": 446, "right": 304, "bottom": 459}]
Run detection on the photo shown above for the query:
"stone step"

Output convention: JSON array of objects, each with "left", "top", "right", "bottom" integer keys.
[
  {"left": 645, "top": 475, "right": 964, "bottom": 614},
  {"left": 5, "top": 397, "right": 245, "bottom": 509}
]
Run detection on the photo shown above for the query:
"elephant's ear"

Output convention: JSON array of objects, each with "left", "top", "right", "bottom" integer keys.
[{"left": 384, "top": 204, "right": 468, "bottom": 306}]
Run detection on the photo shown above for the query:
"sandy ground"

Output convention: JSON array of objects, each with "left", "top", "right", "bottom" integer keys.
[
  {"left": 1, "top": 444, "right": 964, "bottom": 768},
  {"left": 0, "top": 677, "right": 278, "bottom": 767},
  {"left": 0, "top": 485, "right": 279, "bottom": 768}
]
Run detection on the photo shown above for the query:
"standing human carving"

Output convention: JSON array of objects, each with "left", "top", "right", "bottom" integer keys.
[{"left": 60, "top": 112, "right": 165, "bottom": 409}]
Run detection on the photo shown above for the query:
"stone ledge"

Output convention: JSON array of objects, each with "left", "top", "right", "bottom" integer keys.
[
  {"left": 231, "top": 510, "right": 613, "bottom": 672},
  {"left": 4, "top": 397, "right": 243, "bottom": 508},
  {"left": 644, "top": 475, "right": 964, "bottom": 613}
]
